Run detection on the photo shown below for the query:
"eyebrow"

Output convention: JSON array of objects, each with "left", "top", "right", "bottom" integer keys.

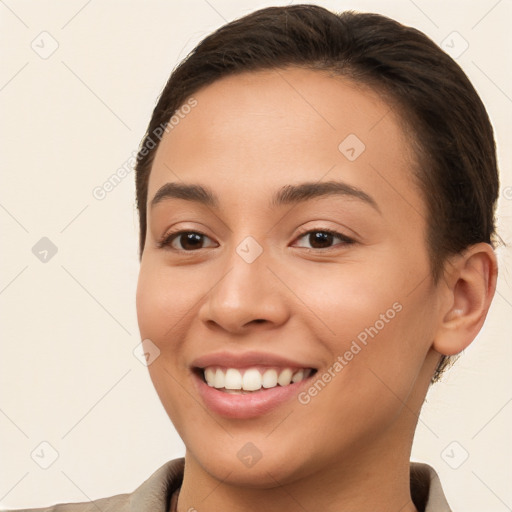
[
  {"left": 150, "top": 180, "right": 380, "bottom": 213},
  {"left": 151, "top": 182, "right": 219, "bottom": 209},
  {"left": 271, "top": 181, "right": 380, "bottom": 212}
]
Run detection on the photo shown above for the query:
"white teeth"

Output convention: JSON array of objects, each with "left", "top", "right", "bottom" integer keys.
[
  {"left": 203, "top": 366, "right": 311, "bottom": 392},
  {"left": 242, "top": 369, "right": 262, "bottom": 391},
  {"left": 262, "top": 369, "right": 278, "bottom": 388},
  {"left": 292, "top": 369, "right": 304, "bottom": 383},
  {"left": 205, "top": 367, "right": 216, "bottom": 387},
  {"left": 225, "top": 368, "right": 242, "bottom": 390},
  {"left": 214, "top": 368, "right": 225, "bottom": 389},
  {"left": 277, "top": 368, "right": 293, "bottom": 386}
]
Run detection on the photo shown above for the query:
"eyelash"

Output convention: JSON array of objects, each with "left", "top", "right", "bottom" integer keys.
[
  {"left": 294, "top": 227, "right": 355, "bottom": 250},
  {"left": 157, "top": 230, "right": 216, "bottom": 251},
  {"left": 157, "top": 227, "right": 355, "bottom": 252}
]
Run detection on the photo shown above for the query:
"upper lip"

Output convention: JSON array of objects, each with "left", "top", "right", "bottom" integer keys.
[{"left": 191, "top": 351, "right": 315, "bottom": 370}]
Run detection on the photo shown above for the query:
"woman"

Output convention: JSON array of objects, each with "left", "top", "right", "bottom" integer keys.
[{"left": 16, "top": 4, "right": 499, "bottom": 511}]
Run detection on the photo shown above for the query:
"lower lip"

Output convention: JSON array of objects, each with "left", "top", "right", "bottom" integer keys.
[{"left": 193, "top": 371, "right": 313, "bottom": 419}]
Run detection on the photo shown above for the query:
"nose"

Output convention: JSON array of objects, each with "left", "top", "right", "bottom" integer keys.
[{"left": 197, "top": 246, "right": 290, "bottom": 334}]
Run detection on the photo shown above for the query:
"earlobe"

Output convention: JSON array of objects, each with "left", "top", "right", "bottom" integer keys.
[{"left": 432, "top": 243, "right": 498, "bottom": 356}]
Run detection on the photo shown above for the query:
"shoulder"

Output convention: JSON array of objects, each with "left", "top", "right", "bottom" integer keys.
[
  {"left": 410, "top": 462, "right": 452, "bottom": 512},
  {"left": 3, "top": 459, "right": 185, "bottom": 512}
]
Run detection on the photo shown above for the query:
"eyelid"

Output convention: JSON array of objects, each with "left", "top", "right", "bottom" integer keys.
[
  {"left": 291, "top": 226, "right": 356, "bottom": 249},
  {"left": 157, "top": 228, "right": 218, "bottom": 250}
]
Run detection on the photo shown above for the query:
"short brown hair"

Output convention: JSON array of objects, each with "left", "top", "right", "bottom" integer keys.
[{"left": 135, "top": 5, "right": 499, "bottom": 382}]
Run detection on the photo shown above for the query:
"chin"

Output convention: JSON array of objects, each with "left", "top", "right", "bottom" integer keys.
[
  {"left": 195, "top": 450, "right": 305, "bottom": 489},
  {"left": 183, "top": 432, "right": 322, "bottom": 490}
]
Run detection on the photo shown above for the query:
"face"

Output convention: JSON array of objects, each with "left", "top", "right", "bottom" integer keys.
[{"left": 136, "top": 68, "right": 443, "bottom": 486}]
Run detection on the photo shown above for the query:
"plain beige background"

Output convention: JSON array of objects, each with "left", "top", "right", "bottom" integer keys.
[{"left": 1, "top": 0, "right": 511, "bottom": 510}]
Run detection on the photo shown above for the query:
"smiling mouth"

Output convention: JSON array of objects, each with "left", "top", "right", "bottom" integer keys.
[{"left": 194, "top": 366, "right": 318, "bottom": 394}]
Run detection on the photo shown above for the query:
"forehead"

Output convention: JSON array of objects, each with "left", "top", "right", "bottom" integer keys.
[{"left": 148, "top": 67, "right": 424, "bottom": 220}]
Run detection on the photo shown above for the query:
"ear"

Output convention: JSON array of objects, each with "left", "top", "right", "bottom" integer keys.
[{"left": 433, "top": 243, "right": 498, "bottom": 356}]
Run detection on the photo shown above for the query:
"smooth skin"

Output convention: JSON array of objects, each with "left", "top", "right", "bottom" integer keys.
[{"left": 136, "top": 68, "right": 497, "bottom": 512}]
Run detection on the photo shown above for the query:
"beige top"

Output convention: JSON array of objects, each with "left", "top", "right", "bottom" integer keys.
[{"left": 11, "top": 458, "right": 452, "bottom": 511}]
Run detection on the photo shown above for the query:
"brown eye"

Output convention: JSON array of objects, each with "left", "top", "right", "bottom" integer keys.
[
  {"left": 177, "top": 232, "right": 205, "bottom": 250},
  {"left": 308, "top": 231, "right": 334, "bottom": 249},
  {"left": 293, "top": 229, "right": 354, "bottom": 250},
  {"left": 160, "top": 231, "right": 217, "bottom": 251}
]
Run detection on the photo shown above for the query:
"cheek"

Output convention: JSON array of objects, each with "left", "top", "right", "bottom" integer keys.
[
  {"left": 136, "top": 259, "right": 203, "bottom": 341},
  {"left": 290, "top": 255, "right": 434, "bottom": 391},
  {"left": 285, "top": 257, "right": 405, "bottom": 344}
]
